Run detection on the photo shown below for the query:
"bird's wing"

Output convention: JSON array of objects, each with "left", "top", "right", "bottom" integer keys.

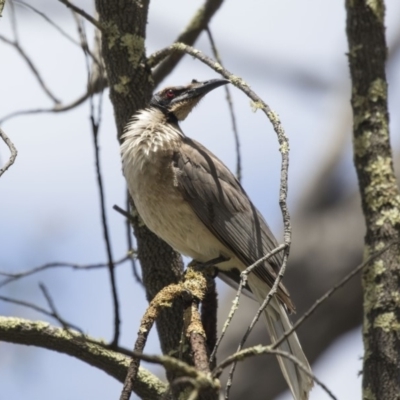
[{"left": 173, "top": 137, "right": 293, "bottom": 310}]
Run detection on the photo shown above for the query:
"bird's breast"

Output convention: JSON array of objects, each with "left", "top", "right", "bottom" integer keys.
[{"left": 121, "top": 128, "right": 229, "bottom": 262}]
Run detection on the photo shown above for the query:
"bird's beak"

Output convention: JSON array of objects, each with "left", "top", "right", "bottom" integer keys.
[{"left": 171, "top": 79, "right": 230, "bottom": 104}]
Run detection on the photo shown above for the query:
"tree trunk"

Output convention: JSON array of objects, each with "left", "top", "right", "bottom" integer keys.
[{"left": 345, "top": 1, "right": 400, "bottom": 398}]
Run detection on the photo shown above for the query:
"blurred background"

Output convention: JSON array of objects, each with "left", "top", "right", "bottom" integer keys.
[{"left": 1, "top": 0, "right": 400, "bottom": 399}]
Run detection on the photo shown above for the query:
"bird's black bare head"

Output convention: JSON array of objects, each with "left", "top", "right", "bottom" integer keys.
[{"left": 150, "top": 78, "right": 229, "bottom": 121}]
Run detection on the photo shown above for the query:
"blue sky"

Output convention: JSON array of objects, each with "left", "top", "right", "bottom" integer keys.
[{"left": 1, "top": 1, "right": 400, "bottom": 399}]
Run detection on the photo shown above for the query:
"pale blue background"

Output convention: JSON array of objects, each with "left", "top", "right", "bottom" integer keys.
[{"left": 1, "top": 1, "right": 400, "bottom": 399}]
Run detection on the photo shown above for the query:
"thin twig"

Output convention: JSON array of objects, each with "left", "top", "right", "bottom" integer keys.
[
  {"left": 209, "top": 244, "right": 286, "bottom": 364},
  {"left": 225, "top": 247, "right": 289, "bottom": 397},
  {"left": 0, "top": 294, "right": 83, "bottom": 333},
  {"left": 0, "top": 255, "right": 131, "bottom": 289},
  {"left": 39, "top": 282, "right": 83, "bottom": 332},
  {"left": 0, "top": 92, "right": 92, "bottom": 124},
  {"left": 0, "top": 34, "right": 60, "bottom": 104},
  {"left": 113, "top": 204, "right": 137, "bottom": 225},
  {"left": 214, "top": 346, "right": 336, "bottom": 400},
  {"left": 58, "top": 0, "right": 103, "bottom": 31},
  {"left": 152, "top": 0, "right": 224, "bottom": 86},
  {"left": 75, "top": 14, "right": 120, "bottom": 346},
  {"left": 272, "top": 241, "right": 398, "bottom": 351},
  {"left": 13, "top": 0, "right": 81, "bottom": 46},
  {"left": 0, "top": 128, "right": 18, "bottom": 177},
  {"left": 13, "top": 0, "right": 101, "bottom": 63},
  {"left": 206, "top": 27, "right": 241, "bottom": 182},
  {"left": 125, "top": 191, "right": 142, "bottom": 284}
]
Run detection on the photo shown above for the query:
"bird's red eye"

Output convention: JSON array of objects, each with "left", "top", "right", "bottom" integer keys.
[{"left": 166, "top": 90, "right": 175, "bottom": 99}]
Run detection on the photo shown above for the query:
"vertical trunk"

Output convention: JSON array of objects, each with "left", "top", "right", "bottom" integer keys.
[{"left": 345, "top": 1, "right": 400, "bottom": 398}]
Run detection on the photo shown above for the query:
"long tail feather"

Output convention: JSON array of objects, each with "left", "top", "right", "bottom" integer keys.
[{"left": 248, "top": 275, "right": 313, "bottom": 400}]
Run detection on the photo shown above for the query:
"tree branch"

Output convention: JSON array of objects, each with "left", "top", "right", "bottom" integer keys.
[
  {"left": 0, "top": 316, "right": 166, "bottom": 399},
  {"left": 59, "top": 0, "right": 103, "bottom": 31},
  {"left": 0, "top": 127, "right": 17, "bottom": 177}
]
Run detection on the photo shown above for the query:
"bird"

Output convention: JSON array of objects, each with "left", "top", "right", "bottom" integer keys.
[{"left": 120, "top": 78, "right": 313, "bottom": 400}]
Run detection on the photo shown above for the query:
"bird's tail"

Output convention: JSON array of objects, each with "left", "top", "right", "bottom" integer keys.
[{"left": 248, "top": 275, "right": 313, "bottom": 400}]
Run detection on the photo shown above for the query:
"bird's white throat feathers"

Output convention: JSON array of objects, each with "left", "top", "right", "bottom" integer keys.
[{"left": 121, "top": 108, "right": 182, "bottom": 170}]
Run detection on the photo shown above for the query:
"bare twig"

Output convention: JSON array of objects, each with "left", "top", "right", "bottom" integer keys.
[
  {"left": 0, "top": 255, "right": 131, "bottom": 289},
  {"left": 58, "top": 0, "right": 103, "bottom": 31},
  {"left": 13, "top": 1, "right": 102, "bottom": 64},
  {"left": 0, "top": 294, "right": 83, "bottom": 333},
  {"left": 0, "top": 34, "right": 60, "bottom": 104},
  {"left": 125, "top": 192, "right": 142, "bottom": 284},
  {"left": 39, "top": 282, "right": 83, "bottom": 332},
  {"left": 0, "top": 128, "right": 17, "bottom": 177},
  {"left": 113, "top": 204, "right": 137, "bottom": 226},
  {"left": 0, "top": 92, "right": 93, "bottom": 124},
  {"left": 13, "top": 1, "right": 80, "bottom": 46},
  {"left": 152, "top": 0, "right": 224, "bottom": 86},
  {"left": 206, "top": 27, "right": 241, "bottom": 182},
  {"left": 225, "top": 245, "right": 289, "bottom": 397},
  {"left": 209, "top": 244, "right": 286, "bottom": 364},
  {"left": 272, "top": 241, "right": 398, "bottom": 351},
  {"left": 214, "top": 346, "right": 336, "bottom": 400},
  {"left": 75, "top": 14, "right": 120, "bottom": 346}
]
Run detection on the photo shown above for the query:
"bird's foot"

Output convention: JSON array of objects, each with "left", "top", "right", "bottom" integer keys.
[{"left": 188, "top": 255, "right": 229, "bottom": 277}]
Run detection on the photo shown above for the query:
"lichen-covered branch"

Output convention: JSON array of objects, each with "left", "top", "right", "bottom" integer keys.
[
  {"left": 120, "top": 265, "right": 215, "bottom": 400},
  {"left": 0, "top": 316, "right": 166, "bottom": 399},
  {"left": 345, "top": 1, "right": 400, "bottom": 399}
]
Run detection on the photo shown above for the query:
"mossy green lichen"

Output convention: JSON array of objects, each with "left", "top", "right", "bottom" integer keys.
[
  {"left": 376, "top": 207, "right": 400, "bottom": 226},
  {"left": 121, "top": 33, "right": 145, "bottom": 66},
  {"left": 353, "top": 131, "right": 372, "bottom": 157},
  {"left": 213, "top": 62, "right": 223, "bottom": 72},
  {"left": 113, "top": 75, "right": 131, "bottom": 95},
  {"left": 174, "top": 42, "right": 187, "bottom": 51},
  {"left": 279, "top": 142, "right": 289, "bottom": 154},
  {"left": 250, "top": 101, "right": 263, "bottom": 112},
  {"left": 363, "top": 156, "right": 400, "bottom": 221},
  {"left": 104, "top": 21, "right": 120, "bottom": 50},
  {"left": 366, "top": 0, "right": 385, "bottom": 21},
  {"left": 229, "top": 75, "right": 247, "bottom": 87},
  {"left": 369, "top": 78, "right": 387, "bottom": 102},
  {"left": 363, "top": 387, "right": 377, "bottom": 400},
  {"left": 374, "top": 312, "right": 400, "bottom": 332}
]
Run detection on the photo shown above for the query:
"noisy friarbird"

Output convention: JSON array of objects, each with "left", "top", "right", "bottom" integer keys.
[{"left": 121, "top": 79, "right": 313, "bottom": 400}]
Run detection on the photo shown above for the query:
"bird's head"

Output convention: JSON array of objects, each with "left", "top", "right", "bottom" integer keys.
[{"left": 150, "top": 78, "right": 229, "bottom": 121}]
